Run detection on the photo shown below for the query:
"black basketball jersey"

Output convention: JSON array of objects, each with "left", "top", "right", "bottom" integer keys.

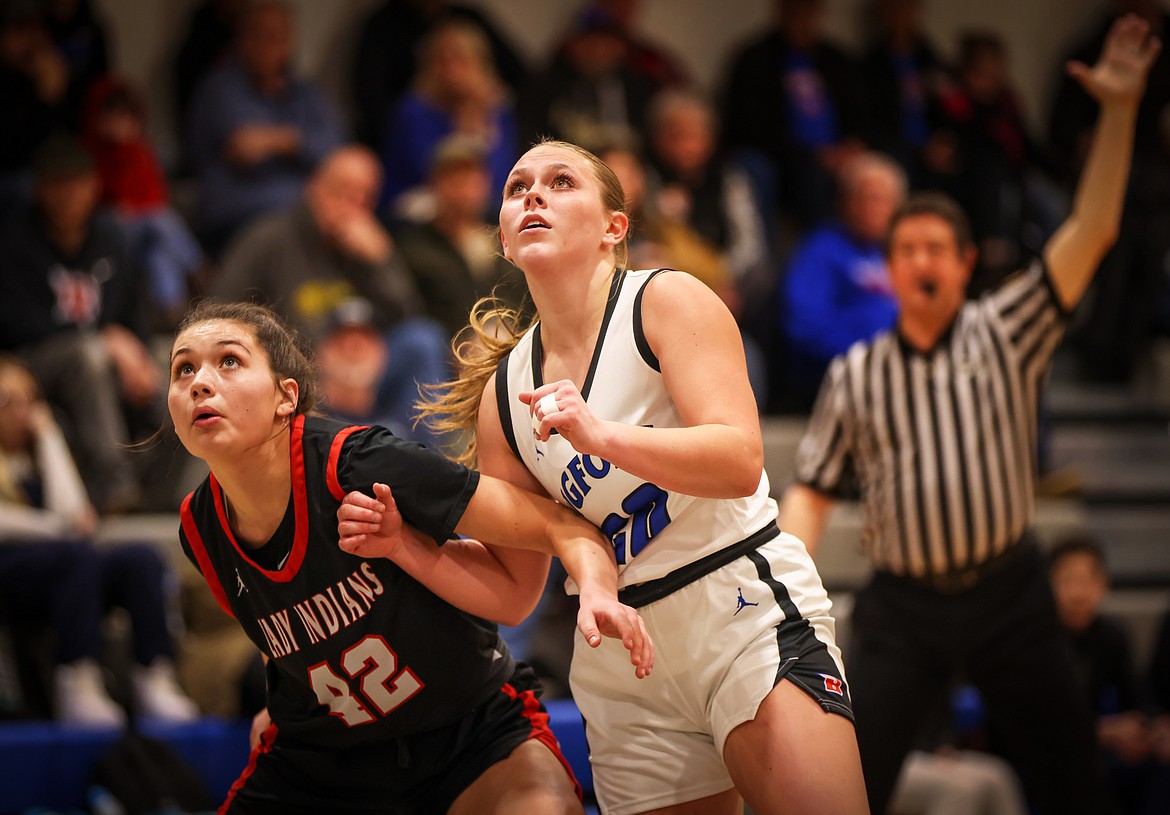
[{"left": 179, "top": 414, "right": 515, "bottom": 747}]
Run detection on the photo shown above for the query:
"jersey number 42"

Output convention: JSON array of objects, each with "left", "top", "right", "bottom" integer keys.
[{"left": 307, "top": 634, "right": 424, "bottom": 727}]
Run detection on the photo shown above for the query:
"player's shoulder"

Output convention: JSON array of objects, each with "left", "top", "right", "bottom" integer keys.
[
  {"left": 629, "top": 267, "right": 711, "bottom": 304},
  {"left": 299, "top": 413, "right": 354, "bottom": 440}
]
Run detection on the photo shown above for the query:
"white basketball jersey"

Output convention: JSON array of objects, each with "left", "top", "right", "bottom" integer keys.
[{"left": 496, "top": 268, "right": 778, "bottom": 591}]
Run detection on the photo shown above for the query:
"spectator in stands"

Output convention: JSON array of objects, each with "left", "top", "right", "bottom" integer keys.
[
  {"left": 211, "top": 144, "right": 449, "bottom": 448},
  {"left": 378, "top": 17, "right": 518, "bottom": 220},
  {"left": 1050, "top": 535, "right": 1170, "bottom": 814},
  {"left": 518, "top": 6, "right": 658, "bottom": 151},
  {"left": 186, "top": 0, "right": 346, "bottom": 258},
  {"left": 645, "top": 88, "right": 770, "bottom": 306},
  {"left": 171, "top": 0, "right": 247, "bottom": 171},
  {"left": 42, "top": 0, "right": 109, "bottom": 130},
  {"left": 927, "top": 31, "right": 1065, "bottom": 292},
  {"left": 351, "top": 0, "right": 527, "bottom": 151},
  {"left": 82, "top": 74, "right": 205, "bottom": 328},
  {"left": 0, "top": 355, "right": 197, "bottom": 726},
  {"left": 314, "top": 297, "right": 403, "bottom": 434},
  {"left": 594, "top": 135, "right": 769, "bottom": 407},
  {"left": 0, "top": 132, "right": 157, "bottom": 514},
  {"left": 563, "top": 0, "right": 690, "bottom": 91},
  {"left": 392, "top": 134, "right": 528, "bottom": 343},
  {"left": 720, "top": 0, "right": 868, "bottom": 232},
  {"left": 596, "top": 136, "right": 713, "bottom": 280},
  {"left": 777, "top": 152, "right": 904, "bottom": 411},
  {"left": 1049, "top": 0, "right": 1170, "bottom": 385},
  {"left": 0, "top": 1, "right": 69, "bottom": 214},
  {"left": 860, "top": 0, "right": 948, "bottom": 184}
]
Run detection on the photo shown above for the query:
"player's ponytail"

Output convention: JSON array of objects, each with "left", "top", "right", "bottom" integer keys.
[{"left": 415, "top": 292, "right": 536, "bottom": 467}]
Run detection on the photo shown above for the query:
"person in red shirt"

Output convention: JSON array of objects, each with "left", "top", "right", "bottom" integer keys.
[{"left": 82, "top": 74, "right": 205, "bottom": 325}]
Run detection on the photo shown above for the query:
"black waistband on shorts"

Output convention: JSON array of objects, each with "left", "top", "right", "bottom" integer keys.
[{"left": 617, "top": 521, "right": 780, "bottom": 609}]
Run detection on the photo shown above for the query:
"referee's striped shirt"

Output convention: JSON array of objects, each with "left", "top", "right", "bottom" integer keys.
[{"left": 794, "top": 260, "right": 1068, "bottom": 577}]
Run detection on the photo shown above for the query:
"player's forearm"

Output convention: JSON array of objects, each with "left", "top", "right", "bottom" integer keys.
[
  {"left": 508, "top": 493, "right": 620, "bottom": 601},
  {"left": 386, "top": 530, "right": 546, "bottom": 625},
  {"left": 543, "top": 511, "right": 621, "bottom": 603},
  {"left": 591, "top": 421, "right": 764, "bottom": 499},
  {"left": 461, "top": 477, "right": 623, "bottom": 602}
]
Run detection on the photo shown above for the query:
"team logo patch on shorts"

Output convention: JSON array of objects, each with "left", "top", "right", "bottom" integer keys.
[{"left": 821, "top": 674, "right": 845, "bottom": 696}]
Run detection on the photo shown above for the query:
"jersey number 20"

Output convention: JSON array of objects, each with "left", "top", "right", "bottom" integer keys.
[
  {"left": 307, "top": 634, "right": 424, "bottom": 727},
  {"left": 601, "top": 483, "right": 671, "bottom": 564}
]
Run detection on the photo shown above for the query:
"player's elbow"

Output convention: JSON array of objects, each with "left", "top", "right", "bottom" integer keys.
[
  {"left": 497, "top": 565, "right": 550, "bottom": 627},
  {"left": 727, "top": 452, "right": 765, "bottom": 498},
  {"left": 497, "top": 595, "right": 541, "bottom": 627},
  {"left": 745, "top": 443, "right": 766, "bottom": 491}
]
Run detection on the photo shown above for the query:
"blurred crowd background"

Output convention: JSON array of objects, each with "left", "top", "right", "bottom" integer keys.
[{"left": 0, "top": 0, "right": 1169, "bottom": 812}]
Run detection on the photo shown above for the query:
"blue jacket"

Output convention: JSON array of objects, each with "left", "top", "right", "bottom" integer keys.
[{"left": 780, "top": 222, "right": 897, "bottom": 397}]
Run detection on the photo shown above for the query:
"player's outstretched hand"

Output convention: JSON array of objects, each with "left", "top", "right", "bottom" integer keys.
[
  {"left": 577, "top": 591, "right": 654, "bottom": 679},
  {"left": 1067, "top": 13, "right": 1160, "bottom": 107},
  {"left": 337, "top": 482, "right": 408, "bottom": 559}
]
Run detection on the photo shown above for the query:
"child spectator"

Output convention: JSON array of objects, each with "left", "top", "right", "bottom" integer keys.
[{"left": 1050, "top": 536, "right": 1162, "bottom": 813}]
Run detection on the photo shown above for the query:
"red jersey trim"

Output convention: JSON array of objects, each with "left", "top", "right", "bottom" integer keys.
[
  {"left": 326, "top": 424, "right": 369, "bottom": 501},
  {"left": 180, "top": 493, "right": 235, "bottom": 619},
  {"left": 209, "top": 415, "right": 311, "bottom": 583},
  {"left": 219, "top": 720, "right": 278, "bottom": 814},
  {"left": 502, "top": 682, "right": 583, "bottom": 801}
]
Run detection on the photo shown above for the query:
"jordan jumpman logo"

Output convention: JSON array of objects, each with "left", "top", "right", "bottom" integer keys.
[{"left": 734, "top": 588, "right": 760, "bottom": 616}]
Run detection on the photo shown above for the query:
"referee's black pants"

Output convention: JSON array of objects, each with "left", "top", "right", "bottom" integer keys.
[{"left": 846, "top": 538, "right": 1113, "bottom": 815}]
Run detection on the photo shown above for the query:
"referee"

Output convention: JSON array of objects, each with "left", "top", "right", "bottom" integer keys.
[{"left": 778, "top": 15, "right": 1159, "bottom": 815}]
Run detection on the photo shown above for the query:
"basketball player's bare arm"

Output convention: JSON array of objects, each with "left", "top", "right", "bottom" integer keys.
[
  {"left": 337, "top": 388, "right": 654, "bottom": 676},
  {"left": 525, "top": 271, "right": 763, "bottom": 499},
  {"left": 337, "top": 482, "right": 551, "bottom": 626},
  {"left": 337, "top": 482, "right": 653, "bottom": 677}
]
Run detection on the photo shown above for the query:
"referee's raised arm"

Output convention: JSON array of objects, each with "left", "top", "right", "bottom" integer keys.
[{"left": 1044, "top": 14, "right": 1161, "bottom": 311}]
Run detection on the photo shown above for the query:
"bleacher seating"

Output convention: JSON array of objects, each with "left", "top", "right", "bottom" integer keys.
[{"left": 0, "top": 702, "right": 596, "bottom": 814}]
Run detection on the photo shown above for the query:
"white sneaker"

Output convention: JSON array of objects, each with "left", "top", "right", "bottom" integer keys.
[
  {"left": 54, "top": 660, "right": 126, "bottom": 727},
  {"left": 132, "top": 660, "right": 199, "bottom": 723}
]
